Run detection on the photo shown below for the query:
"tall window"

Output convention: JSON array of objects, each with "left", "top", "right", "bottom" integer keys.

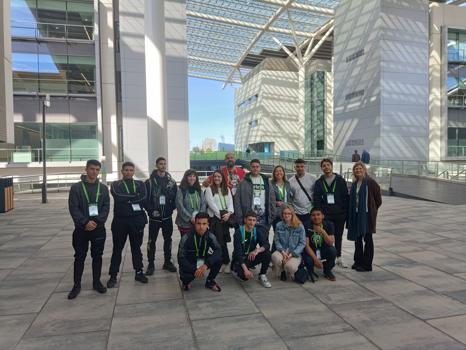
[{"left": 304, "top": 71, "right": 326, "bottom": 157}]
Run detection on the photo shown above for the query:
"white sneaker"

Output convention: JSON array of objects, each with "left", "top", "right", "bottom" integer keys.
[
  {"left": 337, "top": 257, "right": 348, "bottom": 268},
  {"left": 224, "top": 264, "right": 231, "bottom": 274},
  {"left": 259, "top": 274, "right": 272, "bottom": 288},
  {"left": 220, "top": 264, "right": 226, "bottom": 273}
]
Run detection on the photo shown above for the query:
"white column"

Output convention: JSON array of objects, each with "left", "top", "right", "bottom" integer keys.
[{"left": 298, "top": 65, "right": 306, "bottom": 153}]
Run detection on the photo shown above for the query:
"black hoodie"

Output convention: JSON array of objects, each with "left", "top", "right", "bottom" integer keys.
[
  {"left": 69, "top": 175, "right": 110, "bottom": 230},
  {"left": 312, "top": 173, "right": 349, "bottom": 219},
  {"left": 111, "top": 178, "right": 147, "bottom": 220},
  {"left": 144, "top": 170, "right": 177, "bottom": 219}
]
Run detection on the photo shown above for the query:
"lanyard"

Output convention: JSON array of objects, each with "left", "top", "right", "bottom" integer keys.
[
  {"left": 194, "top": 235, "right": 207, "bottom": 257},
  {"left": 188, "top": 191, "right": 200, "bottom": 210},
  {"left": 243, "top": 230, "right": 254, "bottom": 255},
  {"left": 219, "top": 193, "right": 227, "bottom": 210},
  {"left": 323, "top": 178, "right": 336, "bottom": 193},
  {"left": 81, "top": 181, "right": 101, "bottom": 204},
  {"left": 153, "top": 177, "right": 158, "bottom": 187},
  {"left": 277, "top": 184, "right": 285, "bottom": 201},
  {"left": 122, "top": 179, "right": 136, "bottom": 194},
  {"left": 311, "top": 224, "right": 324, "bottom": 248}
]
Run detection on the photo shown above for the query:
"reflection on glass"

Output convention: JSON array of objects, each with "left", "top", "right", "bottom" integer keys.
[{"left": 305, "top": 71, "right": 326, "bottom": 156}]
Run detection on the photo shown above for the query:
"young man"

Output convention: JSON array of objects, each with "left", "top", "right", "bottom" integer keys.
[
  {"left": 313, "top": 158, "right": 349, "bottom": 268},
  {"left": 68, "top": 159, "right": 110, "bottom": 300},
  {"left": 289, "top": 159, "right": 316, "bottom": 232},
  {"left": 302, "top": 207, "right": 337, "bottom": 281},
  {"left": 234, "top": 159, "right": 275, "bottom": 237},
  {"left": 177, "top": 212, "right": 223, "bottom": 292},
  {"left": 107, "top": 162, "right": 148, "bottom": 288},
  {"left": 352, "top": 150, "right": 361, "bottom": 162},
  {"left": 144, "top": 157, "right": 178, "bottom": 275},
  {"left": 231, "top": 212, "right": 272, "bottom": 288},
  {"left": 202, "top": 152, "right": 246, "bottom": 195}
]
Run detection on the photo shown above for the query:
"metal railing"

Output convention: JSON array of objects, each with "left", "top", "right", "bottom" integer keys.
[
  {"left": 12, "top": 172, "right": 83, "bottom": 194},
  {"left": 0, "top": 148, "right": 98, "bottom": 163},
  {"left": 448, "top": 95, "right": 466, "bottom": 108},
  {"left": 12, "top": 22, "right": 94, "bottom": 41}
]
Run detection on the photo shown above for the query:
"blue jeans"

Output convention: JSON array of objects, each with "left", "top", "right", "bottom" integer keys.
[{"left": 302, "top": 243, "right": 337, "bottom": 275}]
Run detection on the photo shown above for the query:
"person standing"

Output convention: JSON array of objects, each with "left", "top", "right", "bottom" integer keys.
[
  {"left": 270, "top": 165, "right": 292, "bottom": 232},
  {"left": 202, "top": 152, "right": 246, "bottom": 196},
  {"left": 289, "top": 158, "right": 316, "bottom": 232},
  {"left": 313, "top": 158, "right": 349, "bottom": 268},
  {"left": 107, "top": 162, "right": 148, "bottom": 288},
  {"left": 175, "top": 169, "right": 206, "bottom": 235},
  {"left": 68, "top": 159, "right": 110, "bottom": 299},
  {"left": 361, "top": 149, "right": 370, "bottom": 164},
  {"left": 352, "top": 150, "right": 361, "bottom": 162},
  {"left": 347, "top": 161, "right": 382, "bottom": 272},
  {"left": 205, "top": 170, "right": 234, "bottom": 273},
  {"left": 144, "top": 157, "right": 178, "bottom": 275}
]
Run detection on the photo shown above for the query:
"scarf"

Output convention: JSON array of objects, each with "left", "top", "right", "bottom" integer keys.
[{"left": 347, "top": 176, "right": 369, "bottom": 241}]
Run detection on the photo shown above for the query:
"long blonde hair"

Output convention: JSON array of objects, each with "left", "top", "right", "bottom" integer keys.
[
  {"left": 281, "top": 204, "right": 302, "bottom": 228},
  {"left": 352, "top": 161, "right": 367, "bottom": 181}
]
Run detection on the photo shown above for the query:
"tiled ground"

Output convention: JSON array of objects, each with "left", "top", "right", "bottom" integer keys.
[{"left": 1, "top": 193, "right": 466, "bottom": 349}]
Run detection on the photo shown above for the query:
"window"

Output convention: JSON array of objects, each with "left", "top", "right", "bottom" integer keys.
[
  {"left": 238, "top": 94, "right": 258, "bottom": 111},
  {"left": 346, "top": 49, "right": 364, "bottom": 63},
  {"left": 345, "top": 90, "right": 364, "bottom": 101},
  {"left": 448, "top": 127, "right": 466, "bottom": 157}
]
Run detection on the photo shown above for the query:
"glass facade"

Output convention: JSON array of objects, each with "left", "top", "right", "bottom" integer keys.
[
  {"left": 447, "top": 29, "right": 466, "bottom": 108},
  {"left": 304, "top": 71, "right": 325, "bottom": 157},
  {"left": 448, "top": 127, "right": 466, "bottom": 157}
]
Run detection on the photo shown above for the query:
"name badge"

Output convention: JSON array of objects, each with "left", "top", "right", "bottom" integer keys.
[
  {"left": 132, "top": 203, "right": 141, "bottom": 211},
  {"left": 231, "top": 187, "right": 237, "bottom": 196},
  {"left": 159, "top": 195, "right": 166, "bottom": 205},
  {"left": 316, "top": 249, "right": 322, "bottom": 261},
  {"left": 253, "top": 197, "right": 261, "bottom": 206},
  {"left": 327, "top": 194, "right": 335, "bottom": 204},
  {"left": 89, "top": 204, "right": 99, "bottom": 217},
  {"left": 196, "top": 259, "right": 205, "bottom": 269}
]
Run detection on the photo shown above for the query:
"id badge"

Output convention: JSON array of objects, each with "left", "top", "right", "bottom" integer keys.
[
  {"left": 327, "top": 194, "right": 335, "bottom": 204},
  {"left": 159, "top": 195, "right": 166, "bottom": 205},
  {"left": 253, "top": 197, "right": 261, "bottom": 206},
  {"left": 132, "top": 203, "right": 141, "bottom": 211},
  {"left": 89, "top": 204, "right": 99, "bottom": 217},
  {"left": 152, "top": 210, "right": 160, "bottom": 217},
  {"left": 231, "top": 187, "right": 237, "bottom": 196},
  {"left": 196, "top": 259, "right": 205, "bottom": 269},
  {"left": 316, "top": 249, "right": 322, "bottom": 261}
]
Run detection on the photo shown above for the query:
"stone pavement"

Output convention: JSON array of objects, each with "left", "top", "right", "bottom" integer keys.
[{"left": 1, "top": 193, "right": 466, "bottom": 349}]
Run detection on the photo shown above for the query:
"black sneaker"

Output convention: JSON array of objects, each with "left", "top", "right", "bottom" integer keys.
[
  {"left": 107, "top": 275, "right": 117, "bottom": 288},
  {"left": 351, "top": 263, "right": 359, "bottom": 270},
  {"left": 324, "top": 271, "right": 336, "bottom": 281},
  {"left": 67, "top": 284, "right": 81, "bottom": 300},
  {"left": 145, "top": 265, "right": 155, "bottom": 276},
  {"left": 93, "top": 281, "right": 107, "bottom": 294},
  {"left": 280, "top": 271, "right": 287, "bottom": 281},
  {"left": 135, "top": 271, "right": 148, "bottom": 284},
  {"left": 205, "top": 280, "right": 221, "bottom": 292},
  {"left": 163, "top": 261, "right": 177, "bottom": 273}
]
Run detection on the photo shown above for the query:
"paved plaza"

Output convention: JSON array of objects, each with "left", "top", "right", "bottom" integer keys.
[{"left": 1, "top": 193, "right": 466, "bottom": 349}]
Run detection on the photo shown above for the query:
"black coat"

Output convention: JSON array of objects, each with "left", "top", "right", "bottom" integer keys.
[
  {"left": 313, "top": 174, "right": 349, "bottom": 219},
  {"left": 177, "top": 230, "right": 222, "bottom": 272}
]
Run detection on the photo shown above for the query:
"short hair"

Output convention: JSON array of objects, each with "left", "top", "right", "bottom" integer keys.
[
  {"left": 320, "top": 158, "right": 333, "bottom": 167},
  {"left": 224, "top": 152, "right": 235, "bottom": 160},
  {"left": 250, "top": 158, "right": 260, "bottom": 165},
  {"left": 310, "top": 207, "right": 323, "bottom": 215},
  {"left": 195, "top": 212, "right": 210, "bottom": 221},
  {"left": 295, "top": 158, "right": 305, "bottom": 165},
  {"left": 244, "top": 211, "right": 257, "bottom": 219},
  {"left": 156, "top": 157, "right": 166, "bottom": 164},
  {"left": 86, "top": 159, "right": 101, "bottom": 168},
  {"left": 122, "top": 161, "right": 135, "bottom": 169}
]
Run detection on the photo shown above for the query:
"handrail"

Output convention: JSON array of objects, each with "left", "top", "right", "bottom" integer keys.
[{"left": 12, "top": 21, "right": 94, "bottom": 41}]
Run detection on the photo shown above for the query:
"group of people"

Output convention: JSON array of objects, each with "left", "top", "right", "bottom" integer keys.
[{"left": 67, "top": 153, "right": 381, "bottom": 299}]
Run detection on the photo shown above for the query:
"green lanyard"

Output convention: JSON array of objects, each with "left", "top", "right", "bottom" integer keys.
[
  {"left": 81, "top": 181, "right": 101, "bottom": 204},
  {"left": 243, "top": 230, "right": 254, "bottom": 255},
  {"left": 323, "top": 179, "right": 336, "bottom": 193},
  {"left": 152, "top": 177, "right": 158, "bottom": 187},
  {"left": 311, "top": 224, "right": 324, "bottom": 248},
  {"left": 122, "top": 179, "right": 136, "bottom": 194},
  {"left": 194, "top": 235, "right": 207, "bottom": 257},
  {"left": 219, "top": 194, "right": 227, "bottom": 210},
  {"left": 277, "top": 184, "right": 285, "bottom": 201},
  {"left": 188, "top": 191, "right": 200, "bottom": 211}
]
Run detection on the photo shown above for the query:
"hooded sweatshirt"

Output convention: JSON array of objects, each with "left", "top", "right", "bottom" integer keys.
[{"left": 144, "top": 170, "right": 177, "bottom": 219}]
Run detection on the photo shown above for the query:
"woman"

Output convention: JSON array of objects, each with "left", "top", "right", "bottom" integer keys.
[
  {"left": 272, "top": 205, "right": 306, "bottom": 281},
  {"left": 175, "top": 169, "right": 206, "bottom": 235},
  {"left": 270, "top": 165, "right": 292, "bottom": 232},
  {"left": 347, "top": 161, "right": 382, "bottom": 272},
  {"left": 205, "top": 170, "right": 234, "bottom": 273}
]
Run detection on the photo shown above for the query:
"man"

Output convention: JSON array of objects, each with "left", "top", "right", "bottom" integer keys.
[
  {"left": 361, "top": 149, "right": 370, "bottom": 164},
  {"left": 202, "top": 152, "right": 246, "bottom": 196},
  {"left": 107, "top": 162, "right": 148, "bottom": 288},
  {"left": 289, "top": 158, "right": 316, "bottom": 232},
  {"left": 177, "top": 212, "right": 223, "bottom": 292},
  {"left": 313, "top": 158, "right": 349, "bottom": 268},
  {"left": 352, "top": 150, "right": 360, "bottom": 162},
  {"left": 234, "top": 159, "right": 275, "bottom": 238},
  {"left": 231, "top": 212, "right": 272, "bottom": 288},
  {"left": 144, "top": 157, "right": 178, "bottom": 275},
  {"left": 68, "top": 159, "right": 110, "bottom": 300},
  {"left": 302, "top": 207, "right": 337, "bottom": 281}
]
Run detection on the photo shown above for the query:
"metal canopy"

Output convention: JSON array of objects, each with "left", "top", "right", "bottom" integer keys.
[{"left": 186, "top": 0, "right": 339, "bottom": 85}]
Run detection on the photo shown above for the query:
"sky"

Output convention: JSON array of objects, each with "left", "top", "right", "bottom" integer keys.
[{"left": 188, "top": 77, "right": 238, "bottom": 150}]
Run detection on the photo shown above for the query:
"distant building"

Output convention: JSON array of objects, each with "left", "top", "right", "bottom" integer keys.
[{"left": 218, "top": 142, "right": 234, "bottom": 152}]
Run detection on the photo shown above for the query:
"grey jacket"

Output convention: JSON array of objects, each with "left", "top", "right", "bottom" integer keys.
[
  {"left": 175, "top": 187, "right": 206, "bottom": 228},
  {"left": 270, "top": 180, "right": 292, "bottom": 220}
]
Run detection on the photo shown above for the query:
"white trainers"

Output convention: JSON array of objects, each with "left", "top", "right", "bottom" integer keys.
[
  {"left": 259, "top": 274, "right": 272, "bottom": 288},
  {"left": 336, "top": 257, "right": 348, "bottom": 268},
  {"left": 224, "top": 264, "right": 231, "bottom": 274}
]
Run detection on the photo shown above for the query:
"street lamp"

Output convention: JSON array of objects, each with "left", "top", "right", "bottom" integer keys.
[{"left": 42, "top": 94, "right": 50, "bottom": 204}]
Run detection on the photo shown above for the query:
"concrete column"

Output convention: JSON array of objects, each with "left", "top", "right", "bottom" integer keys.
[{"left": 297, "top": 65, "right": 305, "bottom": 153}]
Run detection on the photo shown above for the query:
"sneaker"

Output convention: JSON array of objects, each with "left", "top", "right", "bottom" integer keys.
[
  {"left": 336, "top": 257, "right": 348, "bottom": 268},
  {"left": 182, "top": 282, "right": 192, "bottom": 291},
  {"left": 259, "top": 274, "right": 272, "bottom": 288},
  {"left": 145, "top": 265, "right": 155, "bottom": 276},
  {"left": 355, "top": 265, "right": 370, "bottom": 272},
  {"left": 163, "top": 261, "right": 177, "bottom": 273},
  {"left": 93, "top": 281, "right": 107, "bottom": 294},
  {"left": 351, "top": 263, "right": 359, "bottom": 270},
  {"left": 67, "top": 284, "right": 81, "bottom": 300},
  {"left": 205, "top": 280, "right": 222, "bottom": 292},
  {"left": 324, "top": 271, "right": 336, "bottom": 281},
  {"left": 280, "top": 271, "right": 287, "bottom": 281},
  {"left": 223, "top": 264, "right": 231, "bottom": 274},
  {"left": 107, "top": 275, "right": 117, "bottom": 288},
  {"left": 135, "top": 271, "right": 149, "bottom": 283}
]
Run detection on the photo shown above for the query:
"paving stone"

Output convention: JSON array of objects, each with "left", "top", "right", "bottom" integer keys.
[
  {"left": 428, "top": 315, "right": 466, "bottom": 345},
  {"left": 284, "top": 331, "right": 379, "bottom": 350},
  {"left": 15, "top": 331, "right": 108, "bottom": 350},
  {"left": 0, "top": 314, "right": 36, "bottom": 350}
]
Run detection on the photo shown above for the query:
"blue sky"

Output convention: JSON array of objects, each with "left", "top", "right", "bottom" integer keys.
[{"left": 188, "top": 77, "right": 238, "bottom": 150}]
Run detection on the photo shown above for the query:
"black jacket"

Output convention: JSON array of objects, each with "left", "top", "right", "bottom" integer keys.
[
  {"left": 111, "top": 178, "right": 147, "bottom": 221},
  {"left": 232, "top": 226, "right": 270, "bottom": 266},
  {"left": 177, "top": 230, "right": 221, "bottom": 272},
  {"left": 144, "top": 170, "right": 177, "bottom": 219},
  {"left": 69, "top": 175, "right": 110, "bottom": 230},
  {"left": 313, "top": 174, "right": 349, "bottom": 219}
]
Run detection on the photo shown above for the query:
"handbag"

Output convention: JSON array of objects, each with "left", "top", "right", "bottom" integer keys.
[{"left": 294, "top": 262, "right": 308, "bottom": 284}]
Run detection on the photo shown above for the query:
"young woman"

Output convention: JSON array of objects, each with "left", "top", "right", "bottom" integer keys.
[
  {"left": 347, "top": 161, "right": 382, "bottom": 272},
  {"left": 205, "top": 170, "right": 234, "bottom": 273},
  {"left": 175, "top": 169, "right": 206, "bottom": 235},
  {"left": 270, "top": 165, "right": 292, "bottom": 232},
  {"left": 271, "top": 205, "right": 306, "bottom": 281}
]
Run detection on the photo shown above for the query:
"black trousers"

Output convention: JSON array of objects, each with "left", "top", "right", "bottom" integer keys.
[
  {"left": 179, "top": 260, "right": 222, "bottom": 285},
  {"left": 326, "top": 215, "right": 346, "bottom": 257},
  {"left": 109, "top": 217, "right": 145, "bottom": 275},
  {"left": 147, "top": 218, "right": 173, "bottom": 266},
  {"left": 72, "top": 226, "right": 106, "bottom": 285},
  {"left": 297, "top": 214, "right": 312, "bottom": 233},
  {"left": 234, "top": 250, "right": 271, "bottom": 279},
  {"left": 354, "top": 233, "right": 374, "bottom": 270},
  {"left": 209, "top": 217, "right": 230, "bottom": 265},
  {"left": 302, "top": 244, "right": 337, "bottom": 275}
]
